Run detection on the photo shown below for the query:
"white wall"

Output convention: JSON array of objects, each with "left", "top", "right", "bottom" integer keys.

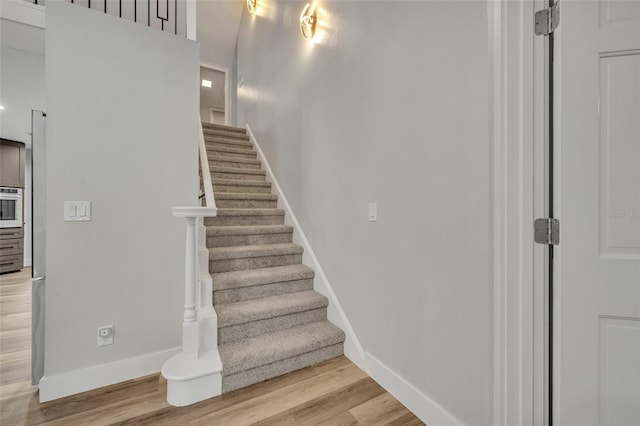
[
  {"left": 196, "top": 0, "right": 241, "bottom": 69},
  {"left": 199, "top": 66, "right": 225, "bottom": 123},
  {"left": 195, "top": 1, "right": 241, "bottom": 126},
  {"left": 229, "top": 47, "right": 237, "bottom": 126},
  {"left": 236, "top": 1, "right": 493, "bottom": 424},
  {"left": 43, "top": 0, "right": 198, "bottom": 392},
  {"left": 0, "top": 20, "right": 46, "bottom": 266},
  {"left": 0, "top": 34, "right": 46, "bottom": 145}
]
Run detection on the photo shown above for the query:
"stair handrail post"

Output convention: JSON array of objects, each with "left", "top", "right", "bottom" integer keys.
[
  {"left": 181, "top": 215, "right": 198, "bottom": 357},
  {"left": 183, "top": 215, "right": 197, "bottom": 324}
]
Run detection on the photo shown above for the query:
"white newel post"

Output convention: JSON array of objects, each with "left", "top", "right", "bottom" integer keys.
[
  {"left": 182, "top": 215, "right": 198, "bottom": 358},
  {"left": 162, "top": 206, "right": 221, "bottom": 407}
]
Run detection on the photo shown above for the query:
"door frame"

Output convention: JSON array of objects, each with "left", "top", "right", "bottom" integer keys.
[
  {"left": 490, "top": 0, "right": 548, "bottom": 424},
  {"left": 199, "top": 61, "right": 230, "bottom": 126}
]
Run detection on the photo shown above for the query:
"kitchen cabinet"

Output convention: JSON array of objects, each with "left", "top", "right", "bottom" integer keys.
[
  {"left": 0, "top": 139, "right": 26, "bottom": 188},
  {"left": 0, "top": 228, "right": 24, "bottom": 274}
]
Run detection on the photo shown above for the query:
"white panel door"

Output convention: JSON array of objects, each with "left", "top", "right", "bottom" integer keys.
[{"left": 557, "top": 1, "right": 640, "bottom": 425}]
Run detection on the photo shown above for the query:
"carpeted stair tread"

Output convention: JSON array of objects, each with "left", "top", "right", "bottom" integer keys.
[
  {"left": 213, "top": 184, "right": 271, "bottom": 195},
  {"left": 209, "top": 156, "right": 261, "bottom": 167},
  {"left": 216, "top": 290, "right": 328, "bottom": 327},
  {"left": 212, "top": 178, "right": 271, "bottom": 188},
  {"left": 213, "top": 193, "right": 277, "bottom": 202},
  {"left": 212, "top": 264, "right": 314, "bottom": 291},
  {"left": 203, "top": 129, "right": 250, "bottom": 140},
  {"left": 212, "top": 193, "right": 278, "bottom": 209},
  {"left": 206, "top": 145, "right": 256, "bottom": 156},
  {"left": 205, "top": 210, "right": 285, "bottom": 226},
  {"left": 211, "top": 166, "right": 265, "bottom": 175},
  {"left": 209, "top": 243, "right": 302, "bottom": 261},
  {"left": 206, "top": 139, "right": 253, "bottom": 149},
  {"left": 205, "top": 137, "right": 253, "bottom": 149},
  {"left": 219, "top": 321, "right": 345, "bottom": 377},
  {"left": 214, "top": 208, "right": 284, "bottom": 217},
  {"left": 209, "top": 166, "right": 267, "bottom": 181},
  {"left": 207, "top": 224, "right": 292, "bottom": 247},
  {"left": 202, "top": 122, "right": 246, "bottom": 134},
  {"left": 207, "top": 224, "right": 291, "bottom": 237},
  {"left": 222, "top": 344, "right": 342, "bottom": 393}
]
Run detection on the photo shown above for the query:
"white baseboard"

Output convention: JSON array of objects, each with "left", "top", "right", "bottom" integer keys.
[
  {"left": 246, "top": 124, "right": 365, "bottom": 368},
  {"left": 364, "top": 353, "right": 465, "bottom": 426},
  {"left": 38, "top": 347, "right": 180, "bottom": 402}
]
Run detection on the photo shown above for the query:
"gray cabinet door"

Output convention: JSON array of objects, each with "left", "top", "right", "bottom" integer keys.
[{"left": 0, "top": 139, "right": 26, "bottom": 188}]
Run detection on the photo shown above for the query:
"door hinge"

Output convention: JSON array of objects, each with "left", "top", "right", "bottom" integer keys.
[
  {"left": 535, "top": 2, "right": 559, "bottom": 36},
  {"left": 534, "top": 218, "right": 560, "bottom": 245}
]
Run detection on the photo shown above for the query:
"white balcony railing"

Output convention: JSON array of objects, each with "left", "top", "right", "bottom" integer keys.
[{"left": 21, "top": 0, "right": 187, "bottom": 36}]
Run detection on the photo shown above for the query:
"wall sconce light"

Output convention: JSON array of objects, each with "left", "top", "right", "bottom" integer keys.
[
  {"left": 299, "top": 4, "right": 316, "bottom": 39},
  {"left": 247, "top": 0, "right": 256, "bottom": 13}
]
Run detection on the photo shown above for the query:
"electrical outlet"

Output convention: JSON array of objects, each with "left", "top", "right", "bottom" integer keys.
[{"left": 97, "top": 325, "right": 114, "bottom": 347}]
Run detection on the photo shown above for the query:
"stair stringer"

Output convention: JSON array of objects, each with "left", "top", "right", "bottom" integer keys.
[{"left": 245, "top": 124, "right": 365, "bottom": 368}]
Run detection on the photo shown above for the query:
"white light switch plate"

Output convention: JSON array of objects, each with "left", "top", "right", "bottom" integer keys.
[
  {"left": 64, "top": 201, "right": 91, "bottom": 221},
  {"left": 368, "top": 202, "right": 377, "bottom": 222}
]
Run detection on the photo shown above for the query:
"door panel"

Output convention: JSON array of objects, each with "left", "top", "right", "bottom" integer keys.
[
  {"left": 558, "top": 1, "right": 640, "bottom": 425},
  {"left": 598, "top": 316, "right": 640, "bottom": 425},
  {"left": 599, "top": 52, "right": 640, "bottom": 255}
]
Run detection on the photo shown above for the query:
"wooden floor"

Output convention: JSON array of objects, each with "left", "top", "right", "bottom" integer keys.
[{"left": 0, "top": 268, "right": 424, "bottom": 425}]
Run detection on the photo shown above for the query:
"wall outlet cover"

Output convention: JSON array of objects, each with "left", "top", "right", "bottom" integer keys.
[{"left": 97, "top": 325, "right": 113, "bottom": 346}]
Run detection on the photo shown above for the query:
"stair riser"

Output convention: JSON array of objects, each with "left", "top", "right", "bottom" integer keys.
[
  {"left": 208, "top": 230, "right": 291, "bottom": 247},
  {"left": 214, "top": 199, "right": 277, "bottom": 209},
  {"left": 205, "top": 215, "right": 284, "bottom": 226},
  {"left": 219, "top": 308, "right": 327, "bottom": 344},
  {"left": 210, "top": 253, "right": 302, "bottom": 273},
  {"left": 222, "top": 344, "right": 343, "bottom": 393},
  {"left": 213, "top": 279, "right": 314, "bottom": 304},
  {"left": 213, "top": 185, "right": 271, "bottom": 194},
  {"left": 207, "top": 149, "right": 257, "bottom": 160},
  {"left": 211, "top": 172, "right": 266, "bottom": 182},
  {"left": 210, "top": 160, "right": 261, "bottom": 170},
  {"left": 205, "top": 139, "right": 253, "bottom": 149}
]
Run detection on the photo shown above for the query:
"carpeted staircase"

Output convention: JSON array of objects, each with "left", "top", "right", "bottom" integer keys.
[{"left": 202, "top": 122, "right": 346, "bottom": 393}]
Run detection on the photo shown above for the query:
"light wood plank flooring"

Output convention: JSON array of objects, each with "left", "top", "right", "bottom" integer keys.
[{"left": 0, "top": 268, "right": 424, "bottom": 425}]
